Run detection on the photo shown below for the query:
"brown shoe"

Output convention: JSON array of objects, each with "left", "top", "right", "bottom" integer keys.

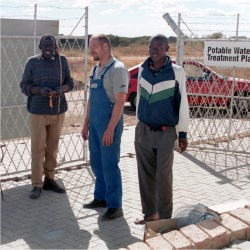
[{"left": 43, "top": 177, "right": 65, "bottom": 193}]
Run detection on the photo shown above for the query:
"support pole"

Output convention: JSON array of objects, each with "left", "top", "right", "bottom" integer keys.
[
  {"left": 33, "top": 3, "right": 37, "bottom": 55},
  {"left": 83, "top": 7, "right": 89, "bottom": 161},
  {"left": 236, "top": 13, "right": 239, "bottom": 38}
]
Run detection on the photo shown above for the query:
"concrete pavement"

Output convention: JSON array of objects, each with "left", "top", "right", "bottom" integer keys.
[{"left": 1, "top": 126, "right": 249, "bottom": 249}]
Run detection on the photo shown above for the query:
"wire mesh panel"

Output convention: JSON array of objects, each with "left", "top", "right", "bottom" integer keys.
[
  {"left": 0, "top": 35, "right": 88, "bottom": 178},
  {"left": 182, "top": 38, "right": 250, "bottom": 175}
]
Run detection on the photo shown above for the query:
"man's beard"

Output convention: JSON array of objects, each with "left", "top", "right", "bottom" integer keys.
[{"left": 93, "top": 55, "right": 100, "bottom": 61}]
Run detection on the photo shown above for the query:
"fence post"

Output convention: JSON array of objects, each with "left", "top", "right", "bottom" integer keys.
[
  {"left": 226, "top": 14, "right": 240, "bottom": 165},
  {"left": 176, "top": 13, "right": 184, "bottom": 66},
  {"left": 236, "top": 13, "right": 239, "bottom": 38},
  {"left": 33, "top": 3, "right": 37, "bottom": 55},
  {"left": 83, "top": 6, "right": 89, "bottom": 161}
]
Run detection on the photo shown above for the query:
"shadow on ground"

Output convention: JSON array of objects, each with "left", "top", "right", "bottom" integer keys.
[
  {"left": 1, "top": 181, "right": 91, "bottom": 249},
  {"left": 93, "top": 215, "right": 140, "bottom": 249},
  {"left": 183, "top": 151, "right": 250, "bottom": 189}
]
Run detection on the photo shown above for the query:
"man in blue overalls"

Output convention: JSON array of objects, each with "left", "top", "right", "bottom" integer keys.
[{"left": 82, "top": 34, "right": 129, "bottom": 221}]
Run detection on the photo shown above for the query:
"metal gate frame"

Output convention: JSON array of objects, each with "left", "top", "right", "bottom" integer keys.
[
  {"left": 0, "top": 8, "right": 89, "bottom": 179},
  {"left": 178, "top": 37, "right": 250, "bottom": 171}
]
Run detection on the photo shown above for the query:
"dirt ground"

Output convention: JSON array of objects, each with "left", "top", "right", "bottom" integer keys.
[{"left": 123, "top": 104, "right": 137, "bottom": 127}]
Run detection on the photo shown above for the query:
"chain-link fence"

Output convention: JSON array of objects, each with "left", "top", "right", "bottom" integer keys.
[
  {"left": 179, "top": 40, "right": 249, "bottom": 178},
  {"left": 1, "top": 9, "right": 249, "bottom": 183},
  {"left": 160, "top": 12, "right": 250, "bottom": 181},
  {"left": 0, "top": 6, "right": 94, "bottom": 209},
  {"left": 163, "top": 12, "right": 250, "bottom": 178},
  {"left": 0, "top": 34, "right": 90, "bottom": 178},
  {"left": 1, "top": 7, "right": 249, "bottom": 249},
  {"left": 0, "top": 3, "right": 90, "bottom": 181},
  {"left": 0, "top": 4, "right": 89, "bottom": 182}
]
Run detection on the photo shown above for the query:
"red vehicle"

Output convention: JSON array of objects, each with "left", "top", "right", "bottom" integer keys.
[{"left": 126, "top": 61, "right": 250, "bottom": 115}]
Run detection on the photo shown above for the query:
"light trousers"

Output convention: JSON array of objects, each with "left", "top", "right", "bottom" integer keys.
[{"left": 30, "top": 113, "right": 65, "bottom": 187}]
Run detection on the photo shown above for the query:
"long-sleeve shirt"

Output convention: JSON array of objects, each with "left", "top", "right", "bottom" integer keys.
[{"left": 20, "top": 53, "right": 74, "bottom": 114}]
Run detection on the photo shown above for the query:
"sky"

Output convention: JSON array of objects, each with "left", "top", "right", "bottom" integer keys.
[{"left": 1, "top": 0, "right": 250, "bottom": 38}]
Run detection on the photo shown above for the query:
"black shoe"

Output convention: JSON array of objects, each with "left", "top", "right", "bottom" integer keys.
[
  {"left": 101, "top": 208, "right": 123, "bottom": 221},
  {"left": 30, "top": 187, "right": 42, "bottom": 199},
  {"left": 43, "top": 177, "right": 66, "bottom": 193},
  {"left": 83, "top": 199, "right": 107, "bottom": 209}
]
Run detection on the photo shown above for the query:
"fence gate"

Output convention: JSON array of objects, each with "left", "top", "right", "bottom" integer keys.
[
  {"left": 181, "top": 38, "right": 250, "bottom": 181},
  {"left": 0, "top": 35, "right": 89, "bottom": 181}
]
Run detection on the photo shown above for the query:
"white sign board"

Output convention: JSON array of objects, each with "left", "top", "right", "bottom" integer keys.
[{"left": 204, "top": 40, "right": 250, "bottom": 68}]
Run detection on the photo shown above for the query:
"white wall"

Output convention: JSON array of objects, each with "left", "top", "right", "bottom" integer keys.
[
  {"left": 0, "top": 18, "right": 59, "bottom": 140},
  {"left": 0, "top": 18, "right": 59, "bottom": 36}
]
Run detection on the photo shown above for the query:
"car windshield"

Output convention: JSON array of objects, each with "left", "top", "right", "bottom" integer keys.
[
  {"left": 204, "top": 65, "right": 224, "bottom": 79},
  {"left": 183, "top": 62, "right": 224, "bottom": 80}
]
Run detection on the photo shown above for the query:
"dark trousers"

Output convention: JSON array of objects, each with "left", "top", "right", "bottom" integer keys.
[{"left": 134, "top": 121, "right": 177, "bottom": 219}]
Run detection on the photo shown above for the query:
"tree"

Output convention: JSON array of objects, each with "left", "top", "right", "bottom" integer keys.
[{"left": 206, "top": 32, "right": 224, "bottom": 39}]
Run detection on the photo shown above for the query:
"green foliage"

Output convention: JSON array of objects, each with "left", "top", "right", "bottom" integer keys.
[
  {"left": 185, "top": 40, "right": 204, "bottom": 49},
  {"left": 206, "top": 32, "right": 224, "bottom": 39},
  {"left": 107, "top": 35, "right": 151, "bottom": 47},
  {"left": 59, "top": 35, "right": 177, "bottom": 48},
  {"left": 107, "top": 35, "right": 177, "bottom": 47},
  {"left": 168, "top": 36, "right": 177, "bottom": 43},
  {"left": 230, "top": 36, "right": 247, "bottom": 39}
]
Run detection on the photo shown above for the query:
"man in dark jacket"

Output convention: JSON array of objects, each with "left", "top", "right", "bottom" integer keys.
[
  {"left": 135, "top": 34, "right": 189, "bottom": 224},
  {"left": 20, "top": 34, "right": 74, "bottom": 199}
]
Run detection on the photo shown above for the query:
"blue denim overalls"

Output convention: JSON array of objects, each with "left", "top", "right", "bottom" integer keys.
[{"left": 89, "top": 61, "right": 123, "bottom": 208}]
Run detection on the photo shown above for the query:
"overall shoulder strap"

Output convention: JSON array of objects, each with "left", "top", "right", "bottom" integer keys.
[
  {"left": 100, "top": 60, "right": 116, "bottom": 79},
  {"left": 90, "top": 65, "right": 98, "bottom": 79}
]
